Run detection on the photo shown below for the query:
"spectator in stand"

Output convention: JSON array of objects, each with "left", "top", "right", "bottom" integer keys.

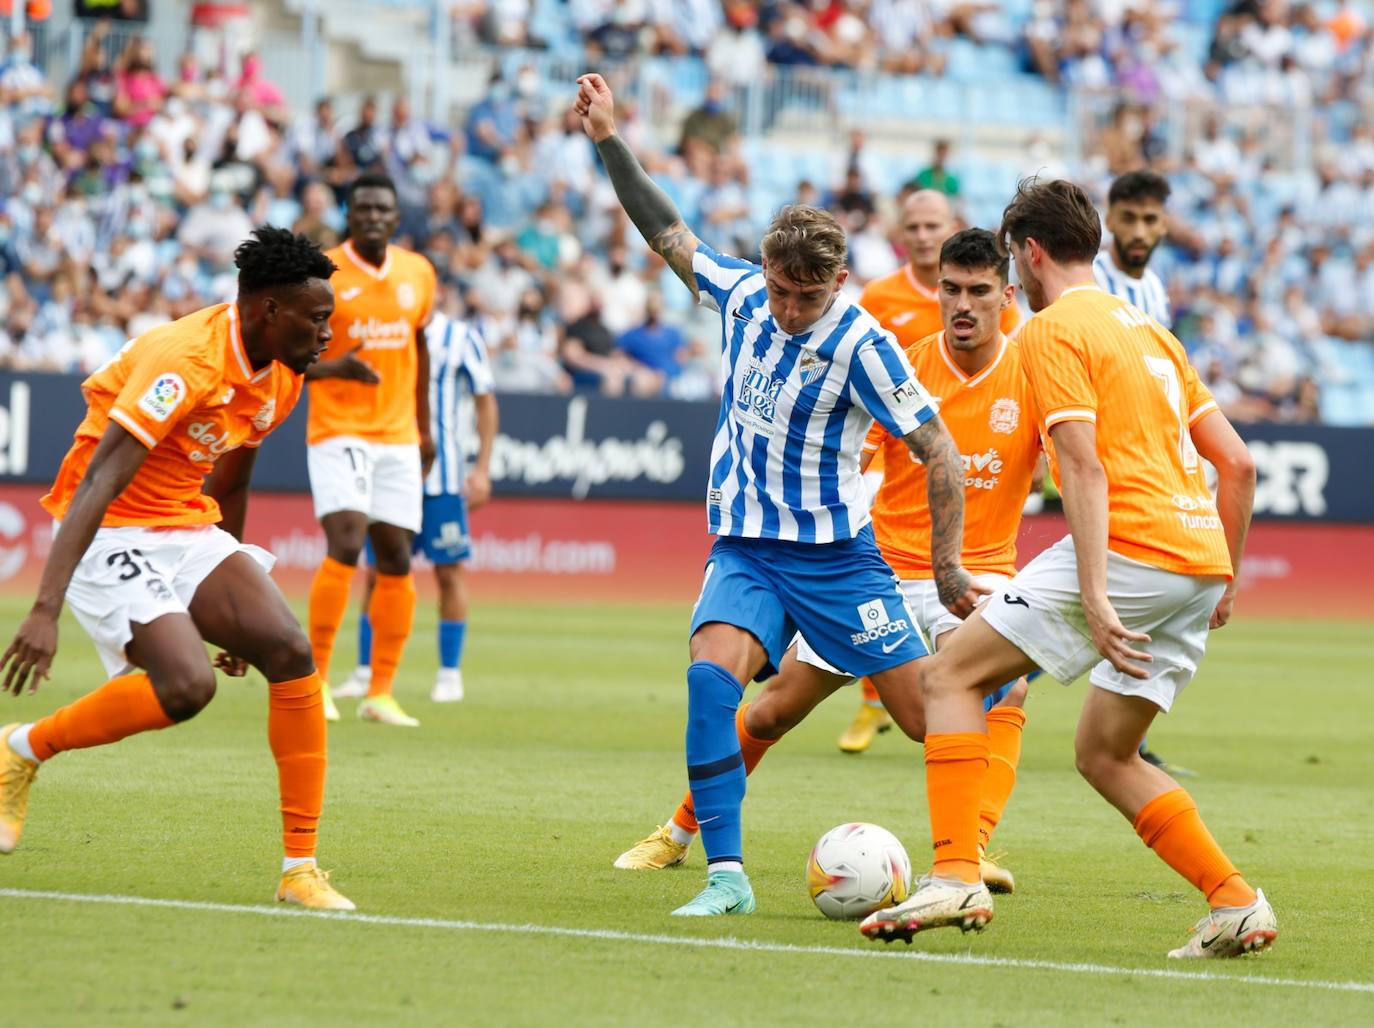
[
  {"left": 706, "top": 2, "right": 767, "bottom": 87},
  {"left": 492, "top": 285, "right": 572, "bottom": 394},
  {"left": 617, "top": 289, "right": 685, "bottom": 395},
  {"left": 1, "top": 32, "right": 53, "bottom": 124},
  {"left": 113, "top": 37, "right": 166, "bottom": 129},
  {"left": 343, "top": 94, "right": 384, "bottom": 171},
  {"left": 679, "top": 80, "right": 738, "bottom": 158},
  {"left": 292, "top": 180, "right": 343, "bottom": 249},
  {"left": 234, "top": 51, "right": 287, "bottom": 120},
  {"left": 906, "top": 139, "right": 960, "bottom": 197},
  {"left": 465, "top": 74, "right": 520, "bottom": 164}
]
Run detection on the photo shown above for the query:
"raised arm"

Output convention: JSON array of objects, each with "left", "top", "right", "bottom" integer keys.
[
  {"left": 574, "top": 73, "right": 700, "bottom": 293},
  {"left": 1, "top": 424, "right": 150, "bottom": 695},
  {"left": 1190, "top": 411, "right": 1256, "bottom": 628},
  {"left": 901, "top": 418, "right": 987, "bottom": 618}
]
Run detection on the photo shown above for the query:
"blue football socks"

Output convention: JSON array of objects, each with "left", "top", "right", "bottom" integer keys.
[
  {"left": 438, "top": 619, "right": 466, "bottom": 670},
  {"left": 685, "top": 660, "right": 746, "bottom": 867},
  {"left": 358, "top": 613, "right": 373, "bottom": 667}
]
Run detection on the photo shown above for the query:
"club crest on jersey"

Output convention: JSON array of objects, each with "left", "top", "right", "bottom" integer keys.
[
  {"left": 989, "top": 397, "right": 1020, "bottom": 434},
  {"left": 252, "top": 398, "right": 277, "bottom": 432},
  {"left": 396, "top": 282, "right": 417, "bottom": 309},
  {"left": 736, "top": 361, "right": 784, "bottom": 431},
  {"left": 137, "top": 372, "right": 186, "bottom": 423},
  {"left": 798, "top": 353, "right": 830, "bottom": 386}
]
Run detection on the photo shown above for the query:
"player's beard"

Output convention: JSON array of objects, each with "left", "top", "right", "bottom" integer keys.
[
  {"left": 1113, "top": 236, "right": 1156, "bottom": 272},
  {"left": 1019, "top": 268, "right": 1047, "bottom": 312}
]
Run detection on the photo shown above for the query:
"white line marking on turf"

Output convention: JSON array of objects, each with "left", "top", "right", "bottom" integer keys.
[{"left": 3, "top": 887, "right": 1371, "bottom": 996}]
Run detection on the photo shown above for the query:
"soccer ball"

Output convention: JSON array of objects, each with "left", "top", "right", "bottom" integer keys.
[{"left": 806, "top": 822, "right": 911, "bottom": 920}]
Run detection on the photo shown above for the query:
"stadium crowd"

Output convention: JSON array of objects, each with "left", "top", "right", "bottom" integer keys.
[{"left": 2, "top": 3, "right": 1374, "bottom": 423}]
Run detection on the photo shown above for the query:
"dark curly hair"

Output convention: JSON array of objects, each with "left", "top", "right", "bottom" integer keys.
[
  {"left": 346, "top": 171, "right": 398, "bottom": 206},
  {"left": 234, "top": 225, "right": 336, "bottom": 294},
  {"left": 1107, "top": 170, "right": 1171, "bottom": 208},
  {"left": 940, "top": 228, "right": 1009, "bottom": 283}
]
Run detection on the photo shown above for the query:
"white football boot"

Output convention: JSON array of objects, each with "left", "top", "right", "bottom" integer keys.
[
  {"left": 430, "top": 669, "right": 464, "bottom": 703},
  {"left": 860, "top": 874, "right": 993, "bottom": 942},
  {"left": 332, "top": 667, "right": 371, "bottom": 700},
  {"left": 1168, "top": 890, "right": 1277, "bottom": 958}
]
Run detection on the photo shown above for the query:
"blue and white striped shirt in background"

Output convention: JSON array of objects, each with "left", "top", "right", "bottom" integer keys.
[
  {"left": 692, "top": 243, "right": 938, "bottom": 544},
  {"left": 1093, "top": 251, "right": 1173, "bottom": 328},
  {"left": 425, "top": 311, "right": 495, "bottom": 498}
]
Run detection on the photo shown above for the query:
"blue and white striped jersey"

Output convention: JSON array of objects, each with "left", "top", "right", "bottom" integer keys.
[
  {"left": 693, "top": 243, "right": 937, "bottom": 544},
  {"left": 1093, "top": 251, "right": 1172, "bottom": 328},
  {"left": 425, "top": 311, "right": 495, "bottom": 497}
]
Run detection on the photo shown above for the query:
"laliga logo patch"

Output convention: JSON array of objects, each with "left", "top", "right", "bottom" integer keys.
[
  {"left": 396, "top": 282, "right": 416, "bottom": 310},
  {"left": 137, "top": 372, "right": 186, "bottom": 423},
  {"left": 252, "top": 398, "right": 277, "bottom": 432},
  {"left": 989, "top": 397, "right": 1020, "bottom": 434}
]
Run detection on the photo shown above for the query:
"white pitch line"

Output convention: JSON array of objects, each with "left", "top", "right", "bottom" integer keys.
[{"left": 2, "top": 887, "right": 1371, "bottom": 997}]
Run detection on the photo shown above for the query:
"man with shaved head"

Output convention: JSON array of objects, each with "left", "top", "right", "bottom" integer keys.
[{"left": 840, "top": 191, "right": 1024, "bottom": 754}]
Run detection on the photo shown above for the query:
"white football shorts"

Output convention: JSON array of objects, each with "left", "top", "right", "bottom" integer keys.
[
  {"left": 63, "top": 522, "right": 275, "bottom": 676},
  {"left": 980, "top": 535, "right": 1226, "bottom": 712},
  {"left": 794, "top": 573, "right": 1013, "bottom": 677},
  {"left": 306, "top": 435, "right": 422, "bottom": 533}
]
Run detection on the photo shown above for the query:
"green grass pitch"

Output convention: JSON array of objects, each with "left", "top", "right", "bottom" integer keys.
[{"left": 0, "top": 595, "right": 1371, "bottom": 1025}]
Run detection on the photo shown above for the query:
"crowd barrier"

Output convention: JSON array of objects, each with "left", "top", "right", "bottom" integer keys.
[
  {"left": 0, "top": 372, "right": 1367, "bottom": 519},
  {"left": 0, "top": 372, "right": 1370, "bottom": 617}
]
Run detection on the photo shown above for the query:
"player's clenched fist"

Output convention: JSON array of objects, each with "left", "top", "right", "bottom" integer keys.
[{"left": 574, "top": 74, "right": 616, "bottom": 143}]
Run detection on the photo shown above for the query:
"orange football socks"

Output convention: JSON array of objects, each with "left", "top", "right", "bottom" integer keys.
[
  {"left": 27, "top": 672, "right": 176, "bottom": 760},
  {"left": 308, "top": 555, "right": 355, "bottom": 682},
  {"left": 672, "top": 703, "right": 775, "bottom": 834},
  {"left": 1133, "top": 788, "right": 1257, "bottom": 909},
  {"left": 268, "top": 672, "right": 328, "bottom": 859},
  {"left": 860, "top": 677, "right": 881, "bottom": 705},
  {"left": 366, "top": 571, "right": 417, "bottom": 698},
  {"left": 924, "top": 731, "right": 990, "bottom": 883},
  {"left": 977, "top": 705, "right": 1027, "bottom": 849}
]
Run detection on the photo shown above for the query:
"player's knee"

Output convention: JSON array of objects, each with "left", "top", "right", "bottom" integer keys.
[
  {"left": 1073, "top": 742, "right": 1116, "bottom": 789},
  {"left": 744, "top": 696, "right": 793, "bottom": 740},
  {"left": 154, "top": 664, "right": 218, "bottom": 722},
  {"left": 259, "top": 626, "right": 316, "bottom": 683}
]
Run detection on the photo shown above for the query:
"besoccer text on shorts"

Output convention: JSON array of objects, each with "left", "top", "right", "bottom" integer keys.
[
  {"left": 574, "top": 71, "right": 987, "bottom": 919},
  {"left": 614, "top": 229, "right": 1042, "bottom": 898}
]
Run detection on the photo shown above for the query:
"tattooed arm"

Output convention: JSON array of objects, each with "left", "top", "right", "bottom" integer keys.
[
  {"left": 902, "top": 417, "right": 990, "bottom": 618},
  {"left": 574, "top": 73, "right": 700, "bottom": 292}
]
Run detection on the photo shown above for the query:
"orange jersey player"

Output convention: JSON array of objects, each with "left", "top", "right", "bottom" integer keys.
[
  {"left": 614, "top": 231, "right": 1036, "bottom": 896},
  {"left": 305, "top": 172, "right": 436, "bottom": 728},
  {"left": 0, "top": 227, "right": 356, "bottom": 910},
  {"left": 860, "top": 190, "right": 1022, "bottom": 350},
  {"left": 862, "top": 179, "right": 1273, "bottom": 959},
  {"left": 841, "top": 189, "right": 1023, "bottom": 755}
]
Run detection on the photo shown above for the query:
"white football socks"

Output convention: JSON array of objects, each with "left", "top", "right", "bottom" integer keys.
[
  {"left": 282, "top": 856, "right": 317, "bottom": 873},
  {"left": 7, "top": 724, "right": 37, "bottom": 763},
  {"left": 668, "top": 820, "right": 696, "bottom": 846}
]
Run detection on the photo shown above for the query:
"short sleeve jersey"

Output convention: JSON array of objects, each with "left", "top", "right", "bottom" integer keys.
[
  {"left": 1018, "top": 285, "right": 1230, "bottom": 578},
  {"left": 692, "top": 243, "right": 937, "bottom": 544},
  {"left": 308, "top": 241, "right": 437, "bottom": 445},
  {"left": 863, "top": 332, "right": 1041, "bottom": 578},
  {"left": 860, "top": 265, "right": 1022, "bottom": 349},
  {"left": 42, "top": 304, "right": 303, "bottom": 527}
]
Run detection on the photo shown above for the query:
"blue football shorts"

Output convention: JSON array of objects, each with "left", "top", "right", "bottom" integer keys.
[
  {"left": 363, "top": 493, "right": 471, "bottom": 566},
  {"left": 689, "top": 525, "right": 929, "bottom": 682}
]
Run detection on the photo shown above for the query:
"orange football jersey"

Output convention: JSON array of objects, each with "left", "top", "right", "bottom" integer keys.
[
  {"left": 43, "top": 304, "right": 303, "bottom": 528},
  {"left": 864, "top": 332, "right": 1040, "bottom": 578},
  {"left": 860, "top": 265, "right": 1021, "bottom": 349},
  {"left": 308, "top": 241, "right": 436, "bottom": 445},
  {"left": 1017, "top": 284, "right": 1231, "bottom": 578}
]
